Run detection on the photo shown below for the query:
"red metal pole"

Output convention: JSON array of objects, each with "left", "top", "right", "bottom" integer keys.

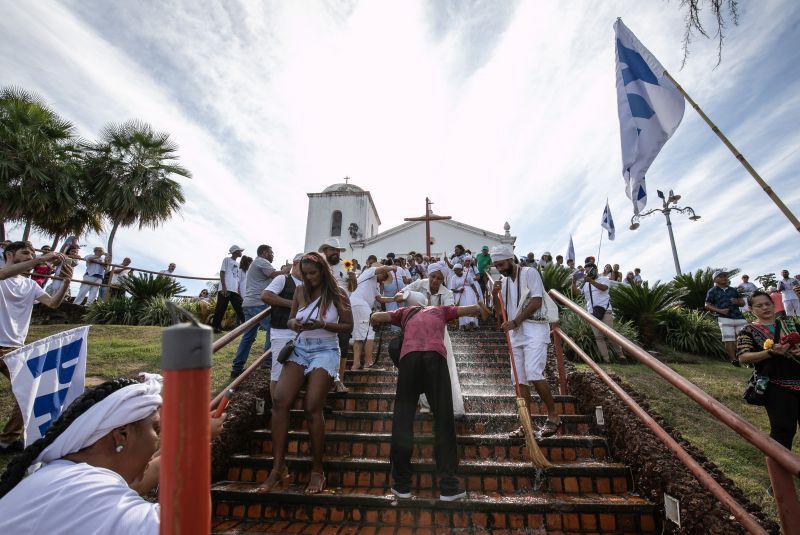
[
  {"left": 551, "top": 327, "right": 568, "bottom": 396},
  {"left": 556, "top": 327, "right": 769, "bottom": 535},
  {"left": 160, "top": 322, "right": 213, "bottom": 535}
]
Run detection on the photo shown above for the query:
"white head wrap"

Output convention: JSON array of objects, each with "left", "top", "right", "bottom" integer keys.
[
  {"left": 35, "top": 374, "right": 163, "bottom": 464},
  {"left": 490, "top": 244, "right": 514, "bottom": 262},
  {"left": 427, "top": 262, "right": 445, "bottom": 276},
  {"left": 404, "top": 291, "right": 428, "bottom": 307},
  {"left": 453, "top": 263, "right": 463, "bottom": 270}
]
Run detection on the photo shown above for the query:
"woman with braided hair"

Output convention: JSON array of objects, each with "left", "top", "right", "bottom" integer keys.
[{"left": 0, "top": 376, "right": 162, "bottom": 533}]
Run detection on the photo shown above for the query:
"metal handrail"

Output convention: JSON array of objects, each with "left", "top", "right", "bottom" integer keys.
[
  {"left": 210, "top": 349, "right": 271, "bottom": 410},
  {"left": 554, "top": 326, "right": 767, "bottom": 535},
  {"left": 212, "top": 307, "right": 271, "bottom": 353},
  {"left": 549, "top": 288, "right": 800, "bottom": 533}
]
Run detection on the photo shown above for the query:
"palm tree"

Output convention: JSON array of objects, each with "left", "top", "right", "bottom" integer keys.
[
  {"left": 673, "top": 267, "right": 740, "bottom": 310},
  {"left": 540, "top": 265, "right": 574, "bottom": 295},
  {"left": 0, "top": 86, "right": 77, "bottom": 240},
  {"left": 86, "top": 120, "right": 191, "bottom": 262}
]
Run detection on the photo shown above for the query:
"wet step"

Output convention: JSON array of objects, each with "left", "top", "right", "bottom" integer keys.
[
  {"left": 343, "top": 381, "right": 517, "bottom": 396},
  {"left": 250, "top": 430, "right": 609, "bottom": 462},
  {"left": 345, "top": 369, "right": 527, "bottom": 384},
  {"left": 298, "top": 392, "right": 577, "bottom": 414},
  {"left": 211, "top": 486, "right": 658, "bottom": 534},
  {"left": 283, "top": 410, "right": 594, "bottom": 435},
  {"left": 224, "top": 455, "right": 632, "bottom": 495}
]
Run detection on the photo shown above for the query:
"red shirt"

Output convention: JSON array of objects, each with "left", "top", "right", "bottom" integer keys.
[
  {"left": 388, "top": 305, "right": 459, "bottom": 360},
  {"left": 771, "top": 292, "right": 785, "bottom": 313}
]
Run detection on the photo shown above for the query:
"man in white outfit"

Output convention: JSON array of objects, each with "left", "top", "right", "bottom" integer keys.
[{"left": 73, "top": 246, "right": 107, "bottom": 306}]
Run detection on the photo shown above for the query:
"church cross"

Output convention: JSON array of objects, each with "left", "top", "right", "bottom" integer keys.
[
  {"left": 344, "top": 176, "right": 351, "bottom": 185},
  {"left": 404, "top": 197, "right": 452, "bottom": 256}
]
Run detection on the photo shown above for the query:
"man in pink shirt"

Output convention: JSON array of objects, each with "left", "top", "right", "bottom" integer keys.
[{"left": 371, "top": 302, "right": 488, "bottom": 502}]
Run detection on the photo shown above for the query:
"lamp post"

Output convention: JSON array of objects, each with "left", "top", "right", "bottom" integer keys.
[{"left": 629, "top": 189, "right": 701, "bottom": 276}]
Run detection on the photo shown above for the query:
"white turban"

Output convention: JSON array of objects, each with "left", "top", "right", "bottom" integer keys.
[
  {"left": 427, "top": 262, "right": 445, "bottom": 276},
  {"left": 453, "top": 263, "right": 463, "bottom": 270},
  {"left": 35, "top": 374, "right": 163, "bottom": 465},
  {"left": 490, "top": 244, "right": 514, "bottom": 262}
]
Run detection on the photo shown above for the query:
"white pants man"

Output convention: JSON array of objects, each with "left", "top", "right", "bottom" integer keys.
[
  {"left": 783, "top": 298, "right": 800, "bottom": 317},
  {"left": 74, "top": 275, "right": 101, "bottom": 305}
]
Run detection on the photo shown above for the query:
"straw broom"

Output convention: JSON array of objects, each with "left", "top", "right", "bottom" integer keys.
[{"left": 494, "top": 292, "right": 552, "bottom": 469}]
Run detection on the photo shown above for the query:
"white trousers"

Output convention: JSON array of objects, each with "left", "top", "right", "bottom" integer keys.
[{"left": 75, "top": 275, "right": 100, "bottom": 305}]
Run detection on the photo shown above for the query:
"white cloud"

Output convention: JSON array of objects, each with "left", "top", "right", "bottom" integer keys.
[{"left": 1, "top": 0, "right": 798, "bottom": 295}]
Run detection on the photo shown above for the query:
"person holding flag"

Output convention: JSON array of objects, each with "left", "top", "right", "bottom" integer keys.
[{"left": 0, "top": 242, "right": 74, "bottom": 453}]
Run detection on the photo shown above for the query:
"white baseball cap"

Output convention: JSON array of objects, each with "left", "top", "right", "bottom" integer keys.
[
  {"left": 229, "top": 245, "right": 245, "bottom": 253},
  {"left": 318, "top": 238, "right": 345, "bottom": 252}
]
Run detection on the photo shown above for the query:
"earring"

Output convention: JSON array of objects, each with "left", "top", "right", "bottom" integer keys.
[{"left": 115, "top": 444, "right": 124, "bottom": 453}]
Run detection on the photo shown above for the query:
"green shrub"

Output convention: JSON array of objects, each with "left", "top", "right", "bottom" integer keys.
[
  {"left": 85, "top": 297, "right": 143, "bottom": 325},
  {"left": 558, "top": 307, "right": 640, "bottom": 362},
  {"left": 138, "top": 297, "right": 175, "bottom": 327},
  {"left": 660, "top": 307, "right": 726, "bottom": 360},
  {"left": 673, "top": 267, "right": 740, "bottom": 310},
  {"left": 610, "top": 282, "right": 684, "bottom": 347},
  {"left": 541, "top": 265, "right": 574, "bottom": 295},
  {"left": 120, "top": 273, "right": 186, "bottom": 302}
]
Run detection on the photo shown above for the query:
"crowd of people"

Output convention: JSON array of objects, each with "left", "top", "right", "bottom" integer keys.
[{"left": 0, "top": 235, "right": 797, "bottom": 530}]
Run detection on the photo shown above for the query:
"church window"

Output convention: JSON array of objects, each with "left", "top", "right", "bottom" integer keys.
[
  {"left": 331, "top": 210, "right": 342, "bottom": 236},
  {"left": 371, "top": 225, "right": 374, "bottom": 237}
]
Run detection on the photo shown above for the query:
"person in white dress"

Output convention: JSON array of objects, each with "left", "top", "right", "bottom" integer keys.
[
  {"left": 350, "top": 259, "right": 397, "bottom": 369},
  {"left": 387, "top": 262, "right": 465, "bottom": 416},
  {"left": 447, "top": 264, "right": 481, "bottom": 331}
]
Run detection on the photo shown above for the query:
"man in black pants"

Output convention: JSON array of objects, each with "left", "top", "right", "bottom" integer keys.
[
  {"left": 212, "top": 245, "right": 245, "bottom": 333},
  {"left": 372, "top": 302, "right": 488, "bottom": 501}
]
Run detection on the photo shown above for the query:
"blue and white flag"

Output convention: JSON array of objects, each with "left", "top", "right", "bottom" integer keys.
[
  {"left": 3, "top": 326, "right": 89, "bottom": 445},
  {"left": 566, "top": 235, "right": 575, "bottom": 262},
  {"left": 601, "top": 202, "right": 616, "bottom": 241},
  {"left": 614, "top": 18, "right": 685, "bottom": 214}
]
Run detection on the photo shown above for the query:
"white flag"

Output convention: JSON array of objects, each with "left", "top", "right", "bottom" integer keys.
[
  {"left": 601, "top": 202, "right": 616, "bottom": 241},
  {"left": 566, "top": 235, "right": 575, "bottom": 262},
  {"left": 3, "top": 326, "right": 89, "bottom": 445},
  {"left": 614, "top": 18, "right": 685, "bottom": 214}
]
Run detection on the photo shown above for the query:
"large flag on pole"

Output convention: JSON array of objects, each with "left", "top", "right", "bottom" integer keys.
[
  {"left": 3, "top": 326, "right": 89, "bottom": 445},
  {"left": 601, "top": 202, "right": 616, "bottom": 241},
  {"left": 614, "top": 18, "right": 685, "bottom": 214},
  {"left": 566, "top": 235, "right": 575, "bottom": 262}
]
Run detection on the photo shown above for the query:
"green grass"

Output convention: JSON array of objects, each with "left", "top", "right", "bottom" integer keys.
[
  {"left": 0, "top": 324, "right": 267, "bottom": 470},
  {"left": 577, "top": 346, "right": 800, "bottom": 524}
]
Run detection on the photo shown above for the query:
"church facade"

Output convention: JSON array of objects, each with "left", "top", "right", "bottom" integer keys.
[{"left": 304, "top": 181, "right": 515, "bottom": 262}]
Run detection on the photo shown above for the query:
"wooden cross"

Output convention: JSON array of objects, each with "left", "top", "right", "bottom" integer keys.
[
  {"left": 404, "top": 197, "right": 452, "bottom": 257},
  {"left": 344, "top": 176, "right": 351, "bottom": 185}
]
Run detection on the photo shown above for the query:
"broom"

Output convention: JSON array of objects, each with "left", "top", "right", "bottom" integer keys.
[{"left": 494, "top": 291, "right": 552, "bottom": 469}]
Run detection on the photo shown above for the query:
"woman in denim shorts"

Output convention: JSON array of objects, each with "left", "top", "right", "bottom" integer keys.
[{"left": 260, "top": 252, "right": 353, "bottom": 495}]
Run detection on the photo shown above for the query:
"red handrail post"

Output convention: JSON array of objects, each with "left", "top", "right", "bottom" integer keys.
[
  {"left": 160, "top": 321, "right": 213, "bottom": 535},
  {"left": 551, "top": 324, "right": 568, "bottom": 396},
  {"left": 766, "top": 456, "right": 800, "bottom": 535}
]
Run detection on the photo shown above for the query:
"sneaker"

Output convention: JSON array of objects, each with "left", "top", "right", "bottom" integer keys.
[
  {"left": 230, "top": 370, "right": 242, "bottom": 379},
  {"left": 391, "top": 487, "right": 412, "bottom": 499},
  {"left": 440, "top": 490, "right": 467, "bottom": 502}
]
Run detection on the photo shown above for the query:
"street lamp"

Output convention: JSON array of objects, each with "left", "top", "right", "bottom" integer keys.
[{"left": 629, "top": 189, "right": 701, "bottom": 276}]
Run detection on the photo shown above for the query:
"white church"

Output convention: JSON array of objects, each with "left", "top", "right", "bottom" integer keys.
[{"left": 303, "top": 180, "right": 516, "bottom": 262}]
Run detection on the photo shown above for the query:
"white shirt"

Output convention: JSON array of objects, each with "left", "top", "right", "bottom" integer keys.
[
  {"left": 329, "top": 261, "right": 349, "bottom": 294},
  {"left": 265, "top": 274, "right": 303, "bottom": 340},
  {"left": 402, "top": 278, "right": 454, "bottom": 306},
  {"left": 500, "top": 266, "right": 550, "bottom": 346},
  {"left": 0, "top": 460, "right": 159, "bottom": 534},
  {"left": 297, "top": 296, "right": 339, "bottom": 340},
  {"left": 0, "top": 248, "right": 5, "bottom": 268},
  {"left": 84, "top": 254, "right": 105, "bottom": 277},
  {"left": 350, "top": 266, "right": 380, "bottom": 305},
  {"left": 111, "top": 268, "right": 131, "bottom": 285},
  {"left": 778, "top": 278, "right": 799, "bottom": 301},
  {"left": 220, "top": 257, "right": 240, "bottom": 294},
  {"left": 581, "top": 276, "right": 613, "bottom": 312},
  {"left": 158, "top": 269, "right": 175, "bottom": 279},
  {"left": 0, "top": 275, "right": 47, "bottom": 347}
]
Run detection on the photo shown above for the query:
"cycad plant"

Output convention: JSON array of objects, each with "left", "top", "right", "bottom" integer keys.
[
  {"left": 540, "top": 265, "right": 574, "bottom": 295},
  {"left": 119, "top": 273, "right": 185, "bottom": 303},
  {"left": 610, "top": 282, "right": 685, "bottom": 347},
  {"left": 673, "top": 267, "right": 740, "bottom": 310},
  {"left": 660, "top": 307, "right": 727, "bottom": 360}
]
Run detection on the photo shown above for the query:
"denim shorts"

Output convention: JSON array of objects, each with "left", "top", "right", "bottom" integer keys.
[{"left": 286, "top": 337, "right": 340, "bottom": 378}]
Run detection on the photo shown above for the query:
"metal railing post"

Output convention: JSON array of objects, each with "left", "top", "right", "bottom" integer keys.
[
  {"left": 766, "top": 457, "right": 800, "bottom": 535},
  {"left": 160, "top": 320, "right": 213, "bottom": 535},
  {"left": 551, "top": 325, "right": 568, "bottom": 395}
]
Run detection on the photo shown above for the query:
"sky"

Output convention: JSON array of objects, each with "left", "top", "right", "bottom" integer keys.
[{"left": 2, "top": 0, "right": 799, "bottom": 294}]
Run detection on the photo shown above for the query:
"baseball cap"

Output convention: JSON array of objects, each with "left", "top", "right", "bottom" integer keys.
[
  {"left": 229, "top": 245, "right": 245, "bottom": 253},
  {"left": 318, "top": 238, "right": 345, "bottom": 252},
  {"left": 481, "top": 245, "right": 489, "bottom": 251},
  {"left": 712, "top": 270, "right": 727, "bottom": 279},
  {"left": 292, "top": 253, "right": 304, "bottom": 263}
]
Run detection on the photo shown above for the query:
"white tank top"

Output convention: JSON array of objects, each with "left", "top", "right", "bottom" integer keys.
[{"left": 297, "top": 296, "right": 339, "bottom": 339}]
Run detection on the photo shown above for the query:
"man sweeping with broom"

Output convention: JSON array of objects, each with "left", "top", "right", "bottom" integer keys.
[{"left": 491, "top": 245, "right": 562, "bottom": 440}]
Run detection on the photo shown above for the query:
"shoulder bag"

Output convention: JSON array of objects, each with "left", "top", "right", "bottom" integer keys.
[
  {"left": 388, "top": 306, "right": 424, "bottom": 368},
  {"left": 511, "top": 267, "right": 560, "bottom": 324},
  {"left": 277, "top": 298, "right": 322, "bottom": 364}
]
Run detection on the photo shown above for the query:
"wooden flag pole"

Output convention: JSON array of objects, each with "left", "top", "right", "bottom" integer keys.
[
  {"left": 663, "top": 70, "right": 800, "bottom": 233},
  {"left": 596, "top": 227, "right": 604, "bottom": 266}
]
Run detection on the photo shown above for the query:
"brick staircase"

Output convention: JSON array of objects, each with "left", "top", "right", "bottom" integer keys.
[{"left": 211, "top": 327, "right": 659, "bottom": 534}]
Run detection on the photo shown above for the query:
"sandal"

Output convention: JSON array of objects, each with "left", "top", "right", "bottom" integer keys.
[
  {"left": 540, "top": 419, "right": 562, "bottom": 438},
  {"left": 350, "top": 364, "right": 363, "bottom": 371},
  {"left": 257, "top": 464, "right": 290, "bottom": 492},
  {"left": 509, "top": 426, "right": 526, "bottom": 439},
  {"left": 305, "top": 471, "right": 326, "bottom": 494},
  {"left": 333, "top": 379, "right": 348, "bottom": 394}
]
